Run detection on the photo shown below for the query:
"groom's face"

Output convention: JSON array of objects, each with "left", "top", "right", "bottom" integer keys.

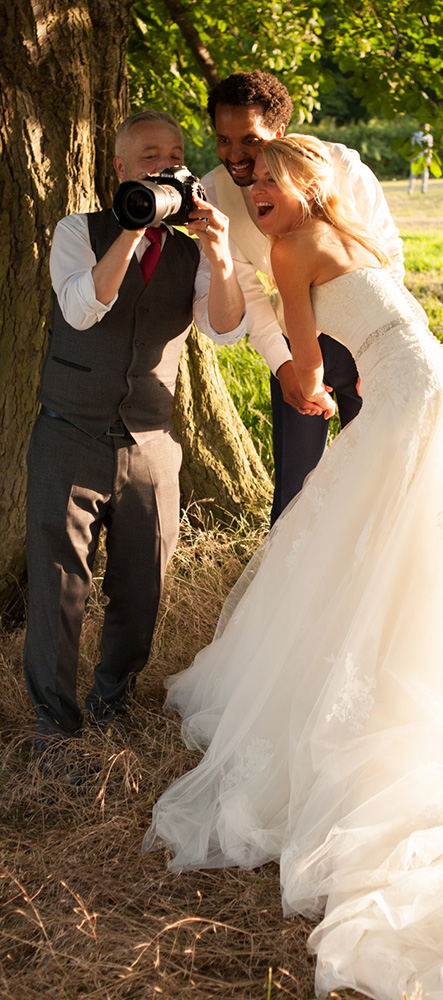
[{"left": 214, "top": 104, "right": 285, "bottom": 187}]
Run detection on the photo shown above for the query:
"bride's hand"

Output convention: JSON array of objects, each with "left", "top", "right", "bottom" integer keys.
[{"left": 306, "top": 386, "right": 336, "bottom": 420}]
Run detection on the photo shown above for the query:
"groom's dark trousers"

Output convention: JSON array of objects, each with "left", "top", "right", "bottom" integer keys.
[{"left": 270, "top": 333, "right": 362, "bottom": 525}]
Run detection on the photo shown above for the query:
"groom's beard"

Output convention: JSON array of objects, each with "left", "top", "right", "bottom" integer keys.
[{"left": 222, "top": 158, "right": 255, "bottom": 186}]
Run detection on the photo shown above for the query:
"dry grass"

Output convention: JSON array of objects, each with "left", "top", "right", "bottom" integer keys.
[{"left": 0, "top": 508, "right": 368, "bottom": 1000}]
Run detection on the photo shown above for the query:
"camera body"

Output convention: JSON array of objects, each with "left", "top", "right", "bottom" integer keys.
[{"left": 112, "top": 166, "right": 206, "bottom": 230}]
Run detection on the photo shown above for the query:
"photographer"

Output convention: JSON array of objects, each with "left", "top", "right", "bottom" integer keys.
[{"left": 23, "top": 109, "right": 246, "bottom": 780}]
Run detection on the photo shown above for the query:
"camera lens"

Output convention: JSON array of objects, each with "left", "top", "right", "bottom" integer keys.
[
  {"left": 112, "top": 176, "right": 195, "bottom": 229},
  {"left": 123, "top": 188, "right": 156, "bottom": 223}
]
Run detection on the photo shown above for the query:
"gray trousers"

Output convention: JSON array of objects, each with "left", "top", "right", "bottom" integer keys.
[{"left": 23, "top": 412, "right": 181, "bottom": 736}]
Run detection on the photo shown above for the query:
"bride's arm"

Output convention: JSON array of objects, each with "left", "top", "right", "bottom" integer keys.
[{"left": 270, "top": 236, "right": 335, "bottom": 418}]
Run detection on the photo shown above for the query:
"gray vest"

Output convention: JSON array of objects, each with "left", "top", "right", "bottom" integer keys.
[{"left": 39, "top": 210, "right": 200, "bottom": 443}]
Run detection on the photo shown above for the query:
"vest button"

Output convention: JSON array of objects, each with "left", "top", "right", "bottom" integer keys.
[{"left": 134, "top": 339, "right": 145, "bottom": 346}]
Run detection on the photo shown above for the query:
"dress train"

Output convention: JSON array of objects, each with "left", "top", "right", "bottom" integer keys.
[{"left": 144, "top": 269, "right": 443, "bottom": 999}]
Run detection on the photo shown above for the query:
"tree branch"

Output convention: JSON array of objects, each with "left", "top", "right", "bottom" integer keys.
[{"left": 162, "top": 0, "right": 219, "bottom": 89}]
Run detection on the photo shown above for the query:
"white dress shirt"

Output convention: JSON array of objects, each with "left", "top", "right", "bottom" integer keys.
[
  {"left": 202, "top": 142, "right": 405, "bottom": 375},
  {"left": 49, "top": 214, "right": 247, "bottom": 345}
]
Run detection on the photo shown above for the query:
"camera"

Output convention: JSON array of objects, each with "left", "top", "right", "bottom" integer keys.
[{"left": 112, "top": 166, "right": 206, "bottom": 230}]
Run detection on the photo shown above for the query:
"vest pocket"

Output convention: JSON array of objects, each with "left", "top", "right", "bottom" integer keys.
[{"left": 52, "top": 355, "right": 92, "bottom": 372}]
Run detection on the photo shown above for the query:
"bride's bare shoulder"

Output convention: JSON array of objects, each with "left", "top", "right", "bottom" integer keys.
[{"left": 270, "top": 219, "right": 333, "bottom": 274}]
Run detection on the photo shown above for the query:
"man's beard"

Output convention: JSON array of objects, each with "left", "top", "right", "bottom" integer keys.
[{"left": 223, "top": 158, "right": 254, "bottom": 187}]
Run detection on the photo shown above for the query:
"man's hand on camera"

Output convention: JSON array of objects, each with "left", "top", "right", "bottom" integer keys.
[
  {"left": 186, "top": 196, "right": 245, "bottom": 333},
  {"left": 185, "top": 197, "right": 232, "bottom": 266}
]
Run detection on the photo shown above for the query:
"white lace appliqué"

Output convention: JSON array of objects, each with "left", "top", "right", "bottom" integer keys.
[
  {"left": 326, "top": 653, "right": 376, "bottom": 733},
  {"left": 303, "top": 482, "right": 326, "bottom": 513},
  {"left": 285, "top": 534, "right": 305, "bottom": 572},
  {"left": 222, "top": 738, "right": 274, "bottom": 790}
]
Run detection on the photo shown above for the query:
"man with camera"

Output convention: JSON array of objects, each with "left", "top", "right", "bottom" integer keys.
[
  {"left": 23, "top": 109, "right": 246, "bottom": 780},
  {"left": 202, "top": 71, "right": 405, "bottom": 524}
]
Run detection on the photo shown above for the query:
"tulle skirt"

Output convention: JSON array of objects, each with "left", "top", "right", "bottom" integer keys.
[{"left": 144, "top": 326, "right": 443, "bottom": 1000}]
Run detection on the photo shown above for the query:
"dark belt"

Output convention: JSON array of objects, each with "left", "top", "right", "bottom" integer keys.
[{"left": 39, "top": 405, "right": 128, "bottom": 437}]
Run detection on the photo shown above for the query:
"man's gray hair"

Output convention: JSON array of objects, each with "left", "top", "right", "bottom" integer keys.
[{"left": 115, "top": 110, "right": 183, "bottom": 155}]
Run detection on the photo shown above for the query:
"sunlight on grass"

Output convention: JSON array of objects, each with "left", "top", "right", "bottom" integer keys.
[
  {"left": 217, "top": 337, "right": 274, "bottom": 475},
  {"left": 382, "top": 178, "right": 443, "bottom": 231},
  {"left": 402, "top": 232, "right": 443, "bottom": 272}
]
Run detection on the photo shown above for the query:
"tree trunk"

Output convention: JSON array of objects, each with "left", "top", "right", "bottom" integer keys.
[
  {"left": 174, "top": 328, "right": 272, "bottom": 521},
  {"left": 0, "top": 0, "right": 133, "bottom": 617},
  {"left": 0, "top": 0, "right": 271, "bottom": 619}
]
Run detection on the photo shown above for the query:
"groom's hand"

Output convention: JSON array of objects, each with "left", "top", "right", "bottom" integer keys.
[{"left": 276, "top": 361, "right": 324, "bottom": 415}]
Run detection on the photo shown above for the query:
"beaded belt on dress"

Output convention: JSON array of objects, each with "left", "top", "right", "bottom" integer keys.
[{"left": 355, "top": 317, "right": 413, "bottom": 361}]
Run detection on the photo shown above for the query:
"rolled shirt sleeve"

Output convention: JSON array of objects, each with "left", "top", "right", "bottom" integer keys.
[
  {"left": 49, "top": 214, "right": 118, "bottom": 330},
  {"left": 227, "top": 244, "right": 292, "bottom": 373},
  {"left": 201, "top": 170, "right": 291, "bottom": 374},
  {"left": 326, "top": 142, "right": 405, "bottom": 278},
  {"left": 193, "top": 241, "right": 249, "bottom": 346}
]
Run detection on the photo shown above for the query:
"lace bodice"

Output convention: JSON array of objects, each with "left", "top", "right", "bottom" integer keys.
[
  {"left": 311, "top": 267, "right": 424, "bottom": 358},
  {"left": 311, "top": 268, "right": 443, "bottom": 415}
]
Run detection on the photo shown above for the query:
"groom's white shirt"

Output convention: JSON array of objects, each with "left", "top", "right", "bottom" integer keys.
[{"left": 202, "top": 141, "right": 404, "bottom": 376}]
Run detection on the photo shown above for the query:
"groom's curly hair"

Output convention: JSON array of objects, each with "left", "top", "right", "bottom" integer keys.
[{"left": 207, "top": 71, "right": 293, "bottom": 129}]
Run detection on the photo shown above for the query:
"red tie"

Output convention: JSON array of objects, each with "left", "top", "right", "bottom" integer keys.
[{"left": 140, "top": 226, "right": 163, "bottom": 283}]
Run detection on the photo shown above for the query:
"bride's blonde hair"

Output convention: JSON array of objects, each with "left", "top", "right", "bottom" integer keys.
[{"left": 260, "top": 134, "right": 391, "bottom": 266}]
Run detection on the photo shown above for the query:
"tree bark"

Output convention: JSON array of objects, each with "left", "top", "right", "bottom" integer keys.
[
  {"left": 0, "top": 0, "right": 133, "bottom": 616},
  {"left": 174, "top": 328, "right": 272, "bottom": 521},
  {"left": 0, "top": 0, "right": 271, "bottom": 619}
]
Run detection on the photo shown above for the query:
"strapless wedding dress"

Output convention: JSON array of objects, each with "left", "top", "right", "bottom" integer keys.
[{"left": 144, "top": 269, "right": 443, "bottom": 1000}]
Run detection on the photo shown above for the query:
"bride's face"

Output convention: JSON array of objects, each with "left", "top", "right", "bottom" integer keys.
[{"left": 251, "top": 152, "right": 304, "bottom": 236}]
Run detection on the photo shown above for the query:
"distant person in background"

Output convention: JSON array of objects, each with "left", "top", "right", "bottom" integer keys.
[{"left": 408, "top": 123, "right": 433, "bottom": 195}]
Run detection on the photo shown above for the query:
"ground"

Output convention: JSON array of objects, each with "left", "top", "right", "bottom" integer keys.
[{"left": 1, "top": 179, "right": 440, "bottom": 1000}]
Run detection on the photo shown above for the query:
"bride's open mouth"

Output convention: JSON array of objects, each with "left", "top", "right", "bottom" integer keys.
[{"left": 256, "top": 201, "right": 274, "bottom": 219}]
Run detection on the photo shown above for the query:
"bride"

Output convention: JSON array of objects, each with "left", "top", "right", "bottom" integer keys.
[{"left": 144, "top": 135, "right": 443, "bottom": 1000}]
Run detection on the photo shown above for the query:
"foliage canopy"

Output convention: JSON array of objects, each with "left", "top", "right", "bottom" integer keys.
[
  {"left": 128, "top": 0, "right": 328, "bottom": 136},
  {"left": 127, "top": 0, "right": 443, "bottom": 158}
]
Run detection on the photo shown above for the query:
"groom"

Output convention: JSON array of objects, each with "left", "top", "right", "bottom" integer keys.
[{"left": 202, "top": 71, "right": 405, "bottom": 523}]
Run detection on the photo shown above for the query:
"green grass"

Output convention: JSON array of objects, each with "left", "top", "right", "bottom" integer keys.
[
  {"left": 218, "top": 178, "right": 443, "bottom": 474},
  {"left": 217, "top": 336, "right": 274, "bottom": 473},
  {"left": 390, "top": 179, "right": 443, "bottom": 343},
  {"left": 402, "top": 232, "right": 443, "bottom": 270},
  {"left": 382, "top": 178, "right": 443, "bottom": 231}
]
